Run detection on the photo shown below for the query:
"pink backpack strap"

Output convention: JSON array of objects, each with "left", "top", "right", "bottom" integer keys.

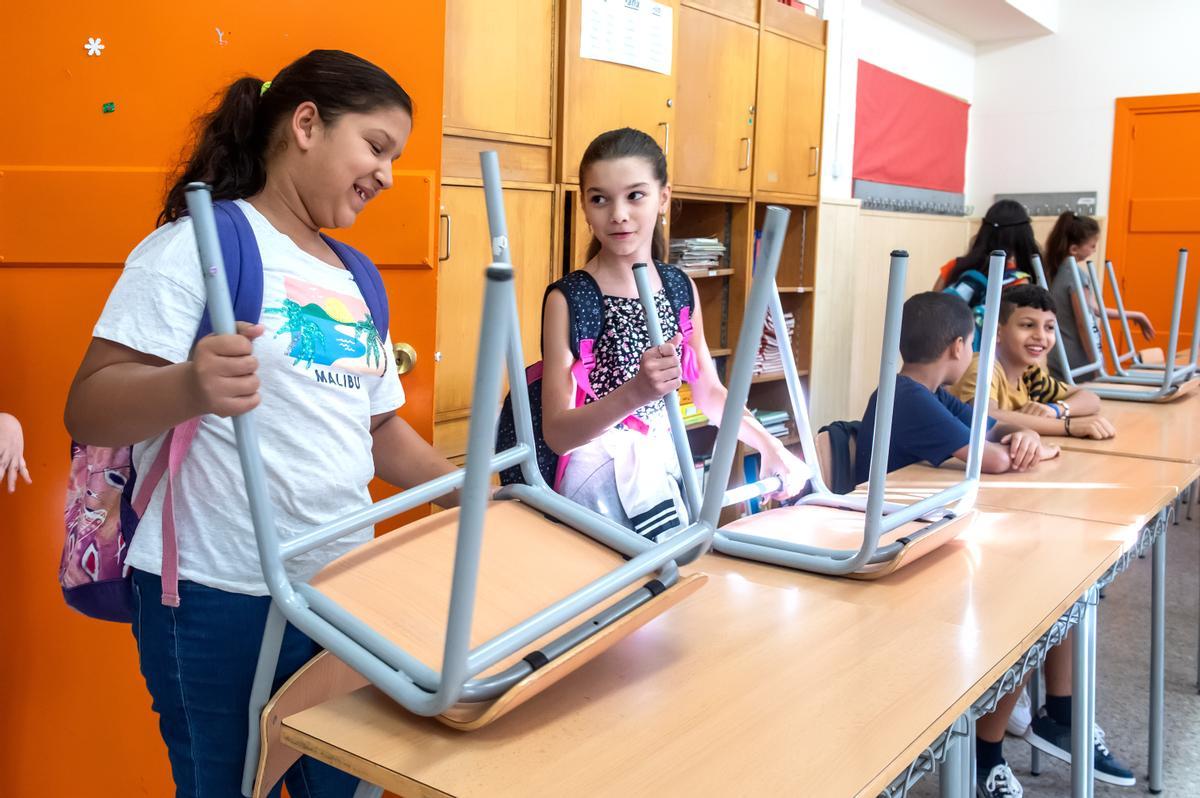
[
  {"left": 570, "top": 339, "right": 599, "bottom": 400},
  {"left": 570, "top": 338, "right": 651, "bottom": 435},
  {"left": 677, "top": 306, "right": 700, "bottom": 384},
  {"left": 130, "top": 418, "right": 202, "bottom": 608}
]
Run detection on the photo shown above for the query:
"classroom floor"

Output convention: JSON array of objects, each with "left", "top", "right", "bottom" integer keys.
[{"left": 910, "top": 503, "right": 1200, "bottom": 797}]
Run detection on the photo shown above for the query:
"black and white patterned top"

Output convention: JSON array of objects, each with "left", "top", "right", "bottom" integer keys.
[{"left": 587, "top": 288, "right": 681, "bottom": 428}]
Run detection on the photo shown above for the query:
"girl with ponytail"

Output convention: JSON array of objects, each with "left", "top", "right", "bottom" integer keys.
[{"left": 66, "top": 50, "right": 457, "bottom": 796}]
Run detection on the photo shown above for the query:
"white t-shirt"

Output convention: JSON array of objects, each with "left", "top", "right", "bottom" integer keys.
[{"left": 94, "top": 199, "right": 405, "bottom": 595}]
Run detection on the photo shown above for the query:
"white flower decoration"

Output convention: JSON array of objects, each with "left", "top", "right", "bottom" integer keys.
[{"left": 84, "top": 37, "right": 105, "bottom": 57}]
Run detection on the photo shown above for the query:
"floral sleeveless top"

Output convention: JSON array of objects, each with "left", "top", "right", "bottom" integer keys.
[{"left": 587, "top": 288, "right": 681, "bottom": 429}]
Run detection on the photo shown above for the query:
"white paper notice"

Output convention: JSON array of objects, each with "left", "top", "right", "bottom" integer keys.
[{"left": 580, "top": 0, "right": 673, "bottom": 76}]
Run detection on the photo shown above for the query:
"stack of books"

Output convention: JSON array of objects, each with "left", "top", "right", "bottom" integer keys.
[
  {"left": 753, "top": 309, "right": 795, "bottom": 375},
  {"left": 678, "top": 385, "right": 709, "bottom": 427},
  {"left": 669, "top": 237, "right": 727, "bottom": 271},
  {"left": 753, "top": 409, "right": 791, "bottom": 439}
]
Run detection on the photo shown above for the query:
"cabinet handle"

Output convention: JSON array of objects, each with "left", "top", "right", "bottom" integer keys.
[
  {"left": 808, "top": 146, "right": 820, "bottom": 177},
  {"left": 439, "top": 213, "right": 451, "bottom": 262},
  {"left": 740, "top": 137, "right": 751, "bottom": 171},
  {"left": 658, "top": 121, "right": 670, "bottom": 157}
]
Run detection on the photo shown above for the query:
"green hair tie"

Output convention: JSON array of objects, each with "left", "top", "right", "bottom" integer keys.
[{"left": 260, "top": 80, "right": 272, "bottom": 96}]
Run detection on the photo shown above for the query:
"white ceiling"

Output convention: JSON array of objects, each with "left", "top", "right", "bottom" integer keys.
[{"left": 891, "top": 0, "right": 1057, "bottom": 43}]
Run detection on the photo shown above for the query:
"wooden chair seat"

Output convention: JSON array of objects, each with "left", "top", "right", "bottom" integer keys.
[{"left": 721, "top": 503, "right": 975, "bottom": 579}]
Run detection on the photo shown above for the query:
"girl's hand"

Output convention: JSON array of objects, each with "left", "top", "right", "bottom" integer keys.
[
  {"left": 758, "top": 444, "right": 811, "bottom": 500},
  {"left": 190, "top": 322, "right": 265, "bottom": 417},
  {"left": 630, "top": 340, "right": 682, "bottom": 406},
  {"left": 0, "top": 413, "right": 32, "bottom": 493},
  {"left": 1019, "top": 402, "right": 1058, "bottom": 418},
  {"left": 1132, "top": 312, "right": 1156, "bottom": 341},
  {"left": 1001, "top": 429, "right": 1042, "bottom": 471}
]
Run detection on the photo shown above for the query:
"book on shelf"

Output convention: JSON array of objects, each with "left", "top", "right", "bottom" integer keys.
[
  {"left": 670, "top": 236, "right": 727, "bottom": 270},
  {"left": 678, "top": 384, "right": 708, "bottom": 426},
  {"left": 753, "top": 308, "right": 795, "bottom": 376}
]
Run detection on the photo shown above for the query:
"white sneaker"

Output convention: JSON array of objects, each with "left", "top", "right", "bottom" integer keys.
[
  {"left": 1006, "top": 687, "right": 1032, "bottom": 737},
  {"left": 977, "top": 763, "right": 1024, "bottom": 798}
]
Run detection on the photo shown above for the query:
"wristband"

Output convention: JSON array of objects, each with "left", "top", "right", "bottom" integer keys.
[
  {"left": 1064, "top": 416, "right": 1073, "bottom": 437},
  {"left": 1050, "top": 402, "right": 1062, "bottom": 418},
  {"left": 1060, "top": 400, "right": 1071, "bottom": 418}
]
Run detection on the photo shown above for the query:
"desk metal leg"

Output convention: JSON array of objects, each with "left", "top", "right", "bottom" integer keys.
[
  {"left": 352, "top": 782, "right": 384, "bottom": 798},
  {"left": 1029, "top": 668, "right": 1042, "bottom": 776},
  {"left": 1149, "top": 530, "right": 1166, "bottom": 793},
  {"left": 966, "top": 714, "right": 977, "bottom": 795},
  {"left": 1087, "top": 594, "right": 1098, "bottom": 798},
  {"left": 1072, "top": 586, "right": 1097, "bottom": 798},
  {"left": 939, "top": 714, "right": 970, "bottom": 798}
]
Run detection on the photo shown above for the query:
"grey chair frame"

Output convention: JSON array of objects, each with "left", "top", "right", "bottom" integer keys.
[
  {"left": 638, "top": 239, "right": 1008, "bottom": 576},
  {"left": 182, "top": 159, "right": 792, "bottom": 795},
  {"left": 1032, "top": 251, "right": 1196, "bottom": 401}
]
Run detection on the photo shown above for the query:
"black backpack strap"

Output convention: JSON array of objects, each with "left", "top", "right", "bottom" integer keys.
[
  {"left": 654, "top": 261, "right": 696, "bottom": 322},
  {"left": 540, "top": 269, "right": 604, "bottom": 360}
]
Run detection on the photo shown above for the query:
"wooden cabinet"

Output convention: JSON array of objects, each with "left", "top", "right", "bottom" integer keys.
[
  {"left": 443, "top": 0, "right": 556, "bottom": 140},
  {"left": 674, "top": 7, "right": 759, "bottom": 194},
  {"left": 435, "top": 185, "right": 555, "bottom": 457},
  {"left": 559, "top": 0, "right": 679, "bottom": 184},
  {"left": 753, "top": 31, "right": 824, "bottom": 198}
]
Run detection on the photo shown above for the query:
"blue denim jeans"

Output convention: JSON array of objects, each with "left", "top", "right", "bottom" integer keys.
[{"left": 131, "top": 569, "right": 359, "bottom": 798}]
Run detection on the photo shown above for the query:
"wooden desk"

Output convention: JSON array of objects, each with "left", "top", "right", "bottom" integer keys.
[
  {"left": 280, "top": 511, "right": 1130, "bottom": 798},
  {"left": 872, "top": 448, "right": 1190, "bottom": 794},
  {"left": 1057, "top": 391, "right": 1200, "bottom": 465},
  {"left": 872, "top": 450, "right": 1196, "bottom": 528}
]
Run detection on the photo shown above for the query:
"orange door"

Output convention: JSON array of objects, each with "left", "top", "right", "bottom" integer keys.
[
  {"left": 1107, "top": 93, "right": 1200, "bottom": 352},
  {"left": 0, "top": 3, "right": 443, "bottom": 795}
]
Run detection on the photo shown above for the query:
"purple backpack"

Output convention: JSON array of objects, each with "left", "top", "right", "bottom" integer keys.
[{"left": 60, "top": 201, "right": 389, "bottom": 622}]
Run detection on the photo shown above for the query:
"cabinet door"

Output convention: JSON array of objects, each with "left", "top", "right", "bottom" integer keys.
[
  {"left": 435, "top": 186, "right": 554, "bottom": 452},
  {"left": 674, "top": 7, "right": 759, "bottom": 193},
  {"left": 444, "top": 0, "right": 555, "bottom": 139},
  {"left": 754, "top": 33, "right": 825, "bottom": 197},
  {"left": 560, "top": 0, "right": 678, "bottom": 184}
]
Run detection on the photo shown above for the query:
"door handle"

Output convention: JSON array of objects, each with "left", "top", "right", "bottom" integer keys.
[
  {"left": 740, "top": 137, "right": 752, "bottom": 171},
  {"left": 439, "top": 213, "right": 451, "bottom": 262},
  {"left": 809, "top": 146, "right": 820, "bottom": 177},
  {"left": 393, "top": 342, "right": 418, "bottom": 376},
  {"left": 658, "top": 121, "right": 670, "bottom": 157}
]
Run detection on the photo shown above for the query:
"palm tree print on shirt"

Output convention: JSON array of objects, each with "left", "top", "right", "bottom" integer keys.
[{"left": 264, "top": 276, "right": 388, "bottom": 377}]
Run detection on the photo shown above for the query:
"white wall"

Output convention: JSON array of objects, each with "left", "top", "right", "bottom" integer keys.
[
  {"left": 820, "top": 0, "right": 976, "bottom": 200},
  {"left": 968, "top": 0, "right": 1200, "bottom": 214}
]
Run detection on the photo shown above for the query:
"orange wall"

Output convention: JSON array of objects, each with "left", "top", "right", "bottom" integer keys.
[{"left": 0, "top": 3, "right": 444, "bottom": 794}]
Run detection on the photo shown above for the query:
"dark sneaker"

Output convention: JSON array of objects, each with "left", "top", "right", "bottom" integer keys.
[
  {"left": 1092, "top": 724, "right": 1136, "bottom": 787},
  {"left": 977, "top": 763, "right": 1024, "bottom": 797},
  {"left": 1025, "top": 708, "right": 1072, "bottom": 761},
  {"left": 1025, "top": 710, "right": 1136, "bottom": 787}
]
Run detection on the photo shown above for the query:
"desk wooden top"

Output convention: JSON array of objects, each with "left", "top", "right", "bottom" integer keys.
[
  {"left": 1057, "top": 390, "right": 1200, "bottom": 465},
  {"left": 872, "top": 450, "right": 1194, "bottom": 529},
  {"left": 281, "top": 511, "right": 1131, "bottom": 798}
]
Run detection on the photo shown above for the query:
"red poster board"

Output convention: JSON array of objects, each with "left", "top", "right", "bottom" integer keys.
[{"left": 853, "top": 60, "right": 969, "bottom": 193}]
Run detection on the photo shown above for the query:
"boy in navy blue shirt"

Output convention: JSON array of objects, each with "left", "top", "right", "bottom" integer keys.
[
  {"left": 855, "top": 291, "right": 1057, "bottom": 487},
  {"left": 856, "top": 293, "right": 1141, "bottom": 797}
]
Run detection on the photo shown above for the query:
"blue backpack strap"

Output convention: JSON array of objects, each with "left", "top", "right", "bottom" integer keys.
[
  {"left": 322, "top": 234, "right": 390, "bottom": 340},
  {"left": 654, "top": 261, "right": 696, "bottom": 322},
  {"left": 193, "top": 200, "right": 264, "bottom": 342},
  {"left": 540, "top": 269, "right": 604, "bottom": 361}
]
